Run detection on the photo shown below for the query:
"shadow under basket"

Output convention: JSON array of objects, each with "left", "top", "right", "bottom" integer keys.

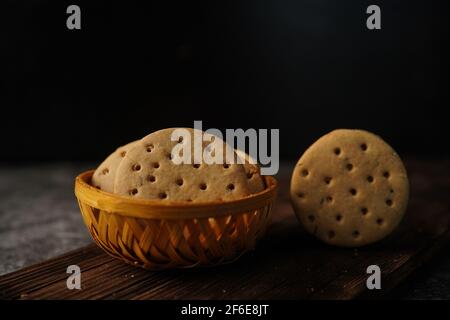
[{"left": 74, "top": 171, "right": 277, "bottom": 270}]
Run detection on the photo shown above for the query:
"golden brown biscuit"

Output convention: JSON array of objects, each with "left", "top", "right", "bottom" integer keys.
[
  {"left": 92, "top": 140, "right": 138, "bottom": 193},
  {"left": 114, "top": 128, "right": 252, "bottom": 202},
  {"left": 235, "top": 149, "right": 266, "bottom": 194},
  {"left": 290, "top": 129, "right": 409, "bottom": 247}
]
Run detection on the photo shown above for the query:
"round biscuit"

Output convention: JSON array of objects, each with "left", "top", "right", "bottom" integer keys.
[
  {"left": 290, "top": 129, "right": 409, "bottom": 247},
  {"left": 92, "top": 140, "right": 139, "bottom": 193},
  {"left": 114, "top": 128, "right": 252, "bottom": 202}
]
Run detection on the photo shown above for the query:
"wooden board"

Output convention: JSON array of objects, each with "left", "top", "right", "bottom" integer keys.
[{"left": 1, "top": 158, "right": 450, "bottom": 300}]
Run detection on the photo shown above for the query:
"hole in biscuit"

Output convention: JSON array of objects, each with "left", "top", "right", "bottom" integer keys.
[
  {"left": 301, "top": 169, "right": 309, "bottom": 177},
  {"left": 297, "top": 192, "right": 305, "bottom": 198},
  {"left": 147, "top": 175, "right": 156, "bottom": 182},
  {"left": 313, "top": 226, "right": 319, "bottom": 235},
  {"left": 386, "top": 199, "right": 393, "bottom": 206},
  {"left": 199, "top": 183, "right": 207, "bottom": 190},
  {"left": 326, "top": 196, "right": 333, "bottom": 203},
  {"left": 223, "top": 164, "right": 230, "bottom": 169},
  {"left": 132, "top": 164, "right": 141, "bottom": 171},
  {"left": 193, "top": 164, "right": 201, "bottom": 169},
  {"left": 361, "top": 207, "right": 368, "bottom": 215},
  {"left": 334, "top": 148, "right": 341, "bottom": 155},
  {"left": 328, "top": 230, "right": 335, "bottom": 239},
  {"left": 227, "top": 184, "right": 235, "bottom": 191},
  {"left": 102, "top": 168, "right": 109, "bottom": 175},
  {"left": 360, "top": 143, "right": 368, "bottom": 151},
  {"left": 349, "top": 188, "right": 357, "bottom": 196},
  {"left": 178, "top": 136, "right": 183, "bottom": 143},
  {"left": 129, "top": 188, "right": 138, "bottom": 196},
  {"left": 352, "top": 230, "right": 360, "bottom": 238},
  {"left": 153, "top": 162, "right": 160, "bottom": 169},
  {"left": 120, "top": 151, "right": 126, "bottom": 157},
  {"left": 146, "top": 144, "right": 154, "bottom": 152},
  {"left": 390, "top": 189, "right": 394, "bottom": 193},
  {"left": 367, "top": 175, "right": 374, "bottom": 183},
  {"left": 376, "top": 218, "right": 384, "bottom": 225},
  {"left": 176, "top": 178, "right": 183, "bottom": 186},
  {"left": 346, "top": 163, "right": 353, "bottom": 171},
  {"left": 324, "top": 177, "right": 332, "bottom": 185},
  {"left": 335, "top": 214, "right": 342, "bottom": 222},
  {"left": 158, "top": 192, "right": 167, "bottom": 199},
  {"left": 308, "top": 215, "right": 315, "bottom": 222},
  {"left": 383, "top": 171, "right": 390, "bottom": 178}
]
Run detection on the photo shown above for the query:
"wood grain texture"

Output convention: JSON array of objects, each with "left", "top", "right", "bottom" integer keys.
[{"left": 1, "top": 158, "right": 449, "bottom": 300}]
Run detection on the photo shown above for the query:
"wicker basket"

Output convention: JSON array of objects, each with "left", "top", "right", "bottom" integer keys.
[{"left": 74, "top": 170, "right": 277, "bottom": 270}]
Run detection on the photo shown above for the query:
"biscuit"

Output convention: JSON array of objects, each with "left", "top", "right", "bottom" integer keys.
[
  {"left": 235, "top": 149, "right": 266, "bottom": 194},
  {"left": 114, "top": 128, "right": 253, "bottom": 202},
  {"left": 92, "top": 140, "right": 138, "bottom": 193},
  {"left": 290, "top": 129, "right": 409, "bottom": 247}
]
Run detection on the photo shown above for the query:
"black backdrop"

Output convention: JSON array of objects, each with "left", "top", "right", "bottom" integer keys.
[{"left": 1, "top": 0, "right": 449, "bottom": 162}]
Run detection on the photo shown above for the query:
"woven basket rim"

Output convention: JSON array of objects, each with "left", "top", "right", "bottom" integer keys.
[{"left": 75, "top": 170, "right": 277, "bottom": 219}]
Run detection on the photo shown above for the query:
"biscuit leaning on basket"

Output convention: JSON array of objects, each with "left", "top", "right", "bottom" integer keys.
[
  {"left": 91, "top": 140, "right": 138, "bottom": 193},
  {"left": 114, "top": 128, "right": 255, "bottom": 202},
  {"left": 235, "top": 149, "right": 266, "bottom": 194},
  {"left": 290, "top": 129, "right": 409, "bottom": 247}
]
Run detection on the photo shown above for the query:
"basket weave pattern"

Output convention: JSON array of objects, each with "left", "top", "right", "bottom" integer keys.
[{"left": 75, "top": 171, "right": 277, "bottom": 269}]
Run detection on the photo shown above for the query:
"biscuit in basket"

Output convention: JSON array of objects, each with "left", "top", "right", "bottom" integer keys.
[
  {"left": 290, "top": 129, "right": 409, "bottom": 247},
  {"left": 92, "top": 140, "right": 138, "bottom": 193},
  {"left": 114, "top": 128, "right": 253, "bottom": 202},
  {"left": 235, "top": 149, "right": 266, "bottom": 194}
]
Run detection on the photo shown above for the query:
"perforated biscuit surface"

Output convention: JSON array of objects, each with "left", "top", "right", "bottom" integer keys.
[
  {"left": 290, "top": 129, "right": 409, "bottom": 247},
  {"left": 114, "top": 128, "right": 252, "bottom": 202},
  {"left": 235, "top": 149, "right": 265, "bottom": 194},
  {"left": 92, "top": 140, "right": 139, "bottom": 193}
]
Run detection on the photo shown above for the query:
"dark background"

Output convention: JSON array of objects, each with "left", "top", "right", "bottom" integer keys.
[{"left": 1, "top": 0, "right": 449, "bottom": 162}]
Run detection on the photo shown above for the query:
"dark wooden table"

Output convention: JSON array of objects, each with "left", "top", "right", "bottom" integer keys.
[{"left": 1, "top": 158, "right": 450, "bottom": 299}]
